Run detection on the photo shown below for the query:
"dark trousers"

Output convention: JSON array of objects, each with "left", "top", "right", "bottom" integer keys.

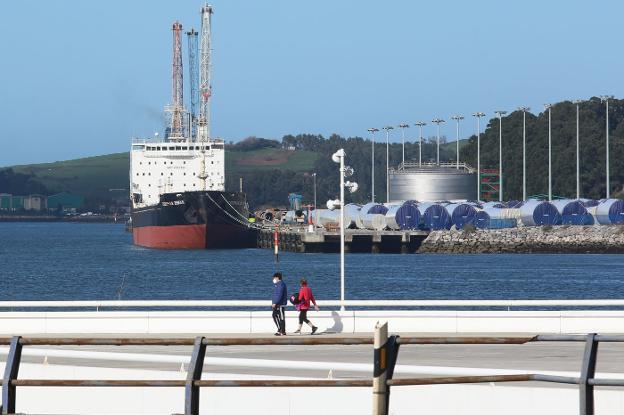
[{"left": 272, "top": 306, "right": 285, "bottom": 334}]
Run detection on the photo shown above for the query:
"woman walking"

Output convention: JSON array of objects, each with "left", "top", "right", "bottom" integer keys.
[{"left": 294, "top": 278, "right": 319, "bottom": 334}]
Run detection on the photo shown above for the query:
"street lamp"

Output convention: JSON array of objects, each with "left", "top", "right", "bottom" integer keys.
[
  {"left": 397, "top": 123, "right": 409, "bottom": 167},
  {"left": 431, "top": 118, "right": 445, "bottom": 166},
  {"left": 382, "top": 126, "right": 394, "bottom": 203},
  {"left": 544, "top": 103, "right": 553, "bottom": 201},
  {"left": 572, "top": 100, "right": 583, "bottom": 199},
  {"left": 331, "top": 149, "right": 358, "bottom": 312},
  {"left": 518, "top": 107, "right": 530, "bottom": 201},
  {"left": 472, "top": 112, "right": 485, "bottom": 201},
  {"left": 312, "top": 172, "right": 317, "bottom": 211},
  {"left": 367, "top": 128, "right": 379, "bottom": 202},
  {"left": 494, "top": 111, "right": 507, "bottom": 202},
  {"left": 450, "top": 115, "right": 464, "bottom": 169},
  {"left": 414, "top": 122, "right": 426, "bottom": 167},
  {"left": 599, "top": 95, "right": 614, "bottom": 198}
]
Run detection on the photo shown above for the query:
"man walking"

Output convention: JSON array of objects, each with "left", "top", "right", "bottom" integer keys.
[{"left": 271, "top": 272, "right": 287, "bottom": 336}]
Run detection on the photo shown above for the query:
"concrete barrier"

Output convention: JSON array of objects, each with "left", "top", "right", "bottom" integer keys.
[{"left": 0, "top": 309, "right": 623, "bottom": 335}]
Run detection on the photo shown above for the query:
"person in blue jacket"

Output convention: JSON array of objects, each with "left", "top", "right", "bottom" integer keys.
[{"left": 271, "top": 272, "right": 287, "bottom": 336}]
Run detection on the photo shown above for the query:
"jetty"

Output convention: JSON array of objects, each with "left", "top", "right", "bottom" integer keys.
[{"left": 256, "top": 226, "right": 429, "bottom": 253}]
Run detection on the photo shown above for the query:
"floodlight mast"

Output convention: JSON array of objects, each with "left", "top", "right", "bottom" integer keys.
[
  {"left": 414, "top": 122, "right": 426, "bottom": 167},
  {"left": 431, "top": 118, "right": 446, "bottom": 166},
  {"left": 397, "top": 123, "right": 409, "bottom": 166},
  {"left": 472, "top": 112, "right": 485, "bottom": 202},
  {"left": 367, "top": 128, "right": 379, "bottom": 203},
  {"left": 572, "top": 100, "right": 583, "bottom": 199},
  {"left": 494, "top": 111, "right": 507, "bottom": 202},
  {"left": 599, "top": 95, "right": 614, "bottom": 198},
  {"left": 544, "top": 104, "right": 553, "bottom": 201},
  {"left": 382, "top": 126, "right": 394, "bottom": 203},
  {"left": 451, "top": 115, "right": 464, "bottom": 169},
  {"left": 518, "top": 107, "right": 530, "bottom": 201}
]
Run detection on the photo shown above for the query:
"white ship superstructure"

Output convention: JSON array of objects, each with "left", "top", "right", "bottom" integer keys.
[{"left": 130, "top": 139, "right": 225, "bottom": 209}]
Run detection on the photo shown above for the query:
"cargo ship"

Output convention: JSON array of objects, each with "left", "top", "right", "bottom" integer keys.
[{"left": 130, "top": 4, "right": 253, "bottom": 249}]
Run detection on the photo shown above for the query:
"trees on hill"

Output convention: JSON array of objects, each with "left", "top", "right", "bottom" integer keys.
[{"left": 459, "top": 97, "right": 624, "bottom": 200}]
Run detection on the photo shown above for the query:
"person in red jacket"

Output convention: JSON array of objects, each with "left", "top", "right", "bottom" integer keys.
[{"left": 294, "top": 278, "right": 320, "bottom": 334}]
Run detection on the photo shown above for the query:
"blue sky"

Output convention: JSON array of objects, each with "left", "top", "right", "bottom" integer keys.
[{"left": 1, "top": 0, "right": 622, "bottom": 165}]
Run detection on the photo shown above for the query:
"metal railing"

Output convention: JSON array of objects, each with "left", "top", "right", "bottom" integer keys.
[
  {"left": 1, "top": 328, "right": 623, "bottom": 415},
  {"left": 1, "top": 299, "right": 624, "bottom": 310}
]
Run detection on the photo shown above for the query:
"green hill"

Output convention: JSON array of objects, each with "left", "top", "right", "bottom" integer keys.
[{"left": 12, "top": 97, "right": 624, "bottom": 210}]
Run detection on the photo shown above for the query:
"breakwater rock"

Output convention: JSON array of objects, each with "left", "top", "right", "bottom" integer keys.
[{"left": 418, "top": 225, "right": 624, "bottom": 253}]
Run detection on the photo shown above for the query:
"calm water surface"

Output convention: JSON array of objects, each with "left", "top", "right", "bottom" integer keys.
[{"left": 0, "top": 222, "right": 622, "bottom": 301}]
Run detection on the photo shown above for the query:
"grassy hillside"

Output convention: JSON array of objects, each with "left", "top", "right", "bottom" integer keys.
[
  {"left": 11, "top": 153, "right": 130, "bottom": 199},
  {"left": 6, "top": 147, "right": 319, "bottom": 204}
]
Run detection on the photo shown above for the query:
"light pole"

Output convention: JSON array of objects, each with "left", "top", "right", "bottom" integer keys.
[
  {"left": 572, "top": 100, "right": 583, "bottom": 199},
  {"left": 494, "top": 111, "right": 507, "bottom": 202},
  {"left": 331, "top": 150, "right": 358, "bottom": 312},
  {"left": 367, "top": 128, "right": 379, "bottom": 202},
  {"left": 312, "top": 172, "right": 317, "bottom": 211},
  {"left": 599, "top": 95, "right": 614, "bottom": 198},
  {"left": 544, "top": 103, "right": 552, "bottom": 201},
  {"left": 382, "top": 126, "right": 394, "bottom": 203},
  {"left": 414, "top": 122, "right": 426, "bottom": 167},
  {"left": 450, "top": 115, "right": 464, "bottom": 169},
  {"left": 472, "top": 112, "right": 485, "bottom": 201},
  {"left": 397, "top": 123, "right": 409, "bottom": 167},
  {"left": 431, "top": 118, "right": 445, "bottom": 166},
  {"left": 518, "top": 107, "right": 530, "bottom": 201}
]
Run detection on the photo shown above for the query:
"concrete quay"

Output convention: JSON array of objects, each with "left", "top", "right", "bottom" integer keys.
[{"left": 256, "top": 227, "right": 428, "bottom": 253}]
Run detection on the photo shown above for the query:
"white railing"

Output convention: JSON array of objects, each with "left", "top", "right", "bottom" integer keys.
[{"left": 0, "top": 299, "right": 623, "bottom": 309}]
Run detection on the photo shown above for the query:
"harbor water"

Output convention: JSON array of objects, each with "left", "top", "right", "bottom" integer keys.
[{"left": 0, "top": 222, "right": 623, "bottom": 301}]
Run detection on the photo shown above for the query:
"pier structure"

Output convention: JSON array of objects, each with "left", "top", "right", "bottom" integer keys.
[{"left": 256, "top": 226, "right": 429, "bottom": 253}]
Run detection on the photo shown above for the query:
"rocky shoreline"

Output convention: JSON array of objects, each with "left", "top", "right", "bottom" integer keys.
[{"left": 418, "top": 225, "right": 624, "bottom": 254}]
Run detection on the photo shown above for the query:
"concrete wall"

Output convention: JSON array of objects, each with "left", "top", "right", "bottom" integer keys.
[{"left": 1, "top": 309, "right": 623, "bottom": 335}]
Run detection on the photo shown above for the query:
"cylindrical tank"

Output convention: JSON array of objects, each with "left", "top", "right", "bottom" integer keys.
[
  {"left": 520, "top": 200, "right": 561, "bottom": 226},
  {"left": 446, "top": 203, "right": 478, "bottom": 230},
  {"left": 482, "top": 201, "right": 506, "bottom": 209},
  {"left": 422, "top": 204, "right": 451, "bottom": 230},
  {"left": 362, "top": 213, "right": 386, "bottom": 231},
  {"left": 552, "top": 200, "right": 594, "bottom": 225},
  {"left": 389, "top": 167, "right": 477, "bottom": 202},
  {"left": 359, "top": 203, "right": 388, "bottom": 227},
  {"left": 385, "top": 203, "right": 421, "bottom": 230},
  {"left": 283, "top": 210, "right": 307, "bottom": 224},
  {"left": 344, "top": 204, "right": 363, "bottom": 228},
  {"left": 475, "top": 207, "right": 519, "bottom": 229},
  {"left": 595, "top": 199, "right": 624, "bottom": 224}
]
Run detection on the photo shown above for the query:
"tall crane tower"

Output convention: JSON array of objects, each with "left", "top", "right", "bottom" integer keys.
[
  {"left": 165, "top": 21, "right": 185, "bottom": 140},
  {"left": 186, "top": 28, "right": 199, "bottom": 141},
  {"left": 197, "top": 4, "right": 213, "bottom": 142}
]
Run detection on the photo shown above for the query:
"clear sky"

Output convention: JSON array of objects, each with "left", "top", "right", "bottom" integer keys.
[{"left": 1, "top": 0, "right": 622, "bottom": 165}]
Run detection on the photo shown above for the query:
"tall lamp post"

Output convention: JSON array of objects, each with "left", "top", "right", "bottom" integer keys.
[
  {"left": 414, "top": 122, "right": 426, "bottom": 167},
  {"left": 544, "top": 103, "right": 553, "bottom": 201},
  {"left": 312, "top": 172, "right": 317, "bottom": 211},
  {"left": 518, "top": 107, "right": 530, "bottom": 201},
  {"left": 382, "top": 126, "right": 394, "bottom": 203},
  {"left": 397, "top": 123, "right": 409, "bottom": 167},
  {"left": 431, "top": 118, "right": 445, "bottom": 166},
  {"left": 572, "top": 100, "right": 583, "bottom": 199},
  {"left": 450, "top": 115, "right": 464, "bottom": 169},
  {"left": 472, "top": 112, "right": 485, "bottom": 201},
  {"left": 494, "top": 110, "right": 507, "bottom": 202},
  {"left": 599, "top": 95, "right": 614, "bottom": 198},
  {"left": 367, "top": 128, "right": 379, "bottom": 202},
  {"left": 331, "top": 149, "right": 357, "bottom": 312}
]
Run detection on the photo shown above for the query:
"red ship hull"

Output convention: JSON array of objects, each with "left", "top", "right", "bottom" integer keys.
[{"left": 131, "top": 191, "right": 255, "bottom": 250}]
